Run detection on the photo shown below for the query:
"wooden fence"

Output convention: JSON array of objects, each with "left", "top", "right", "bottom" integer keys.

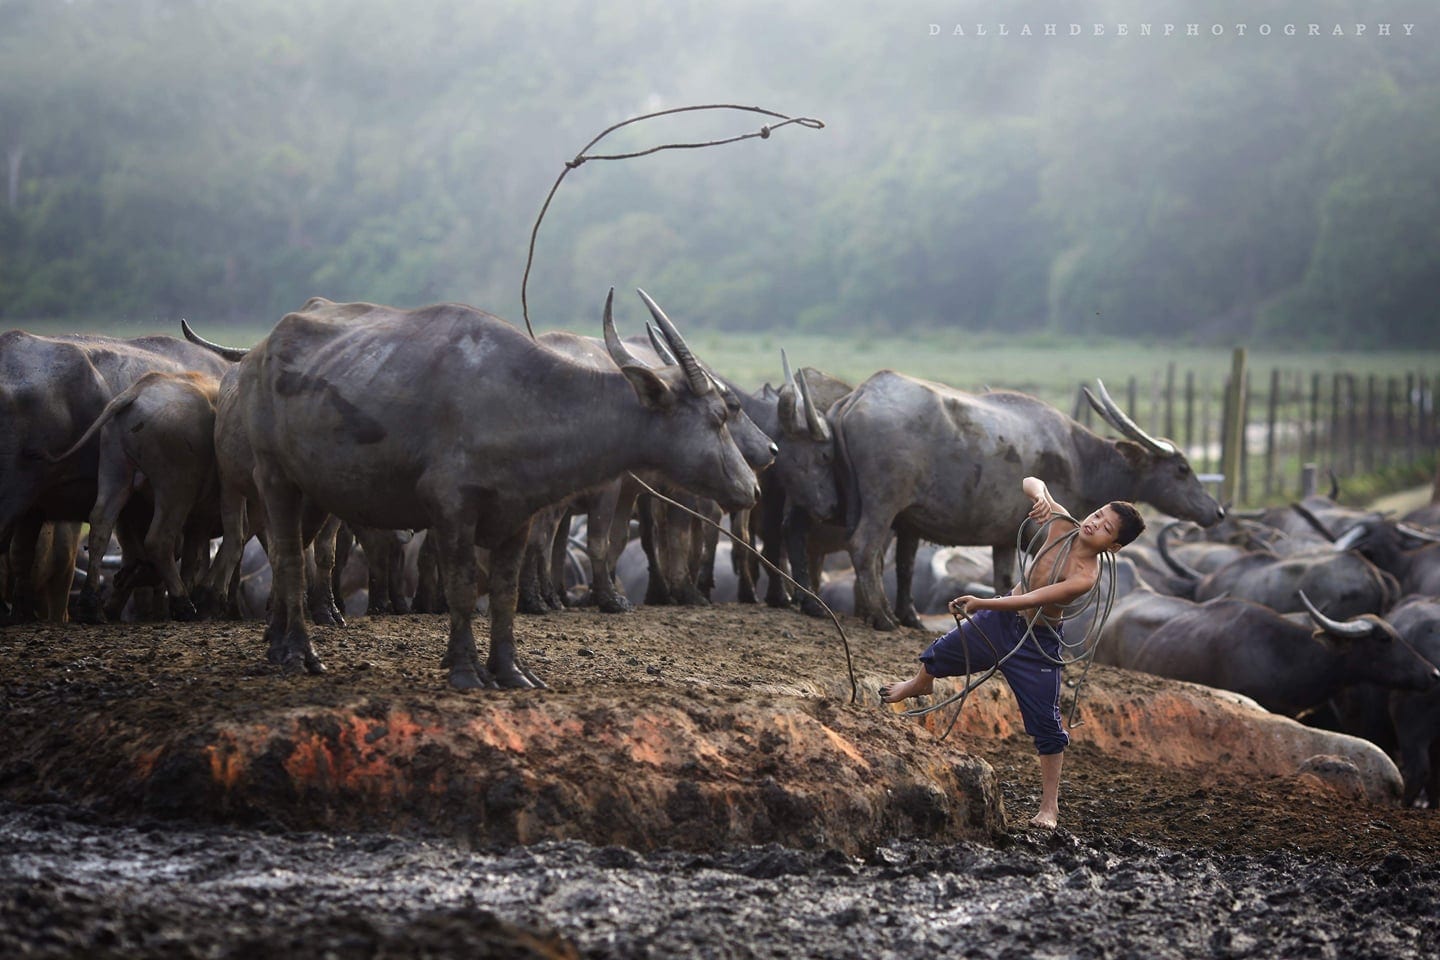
[{"left": 1073, "top": 353, "right": 1440, "bottom": 507}]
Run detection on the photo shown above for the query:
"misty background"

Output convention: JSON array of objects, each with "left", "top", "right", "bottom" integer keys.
[{"left": 1, "top": 0, "right": 1437, "bottom": 347}]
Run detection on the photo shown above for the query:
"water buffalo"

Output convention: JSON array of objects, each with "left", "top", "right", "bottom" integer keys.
[
  {"left": 1187, "top": 547, "right": 1400, "bottom": 619},
  {"left": 0, "top": 330, "right": 230, "bottom": 621},
  {"left": 832, "top": 376, "right": 1224, "bottom": 630},
  {"left": 187, "top": 357, "right": 345, "bottom": 628},
  {"left": 1330, "top": 515, "right": 1440, "bottom": 598},
  {"left": 202, "top": 290, "right": 756, "bottom": 689},
  {"left": 1097, "top": 592, "right": 1440, "bottom": 717},
  {"left": 43, "top": 370, "right": 221, "bottom": 622}
]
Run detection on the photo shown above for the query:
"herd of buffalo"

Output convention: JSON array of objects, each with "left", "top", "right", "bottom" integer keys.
[{"left": 2, "top": 292, "right": 1439, "bottom": 805}]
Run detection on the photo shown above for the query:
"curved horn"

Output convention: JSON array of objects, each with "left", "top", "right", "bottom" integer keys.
[
  {"left": 1397, "top": 521, "right": 1440, "bottom": 544},
  {"left": 1083, "top": 380, "right": 1177, "bottom": 457},
  {"left": 635, "top": 288, "right": 711, "bottom": 396},
  {"left": 181, "top": 319, "right": 248, "bottom": 362},
  {"left": 1331, "top": 524, "right": 1370, "bottom": 553},
  {"left": 1299, "top": 590, "right": 1372, "bottom": 638},
  {"left": 780, "top": 349, "right": 804, "bottom": 435},
  {"left": 1157, "top": 522, "right": 1204, "bottom": 580},
  {"left": 645, "top": 323, "right": 678, "bottom": 366},
  {"left": 795, "top": 369, "right": 832, "bottom": 443},
  {"left": 1290, "top": 502, "right": 1336, "bottom": 542},
  {"left": 601, "top": 287, "right": 646, "bottom": 369}
]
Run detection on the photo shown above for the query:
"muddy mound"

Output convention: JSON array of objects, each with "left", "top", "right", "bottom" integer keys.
[{"left": 3, "top": 605, "right": 1439, "bottom": 863}]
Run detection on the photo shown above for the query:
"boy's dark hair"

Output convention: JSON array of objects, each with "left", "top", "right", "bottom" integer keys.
[{"left": 1107, "top": 501, "right": 1145, "bottom": 547}]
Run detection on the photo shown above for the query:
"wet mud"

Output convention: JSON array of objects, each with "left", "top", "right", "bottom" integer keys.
[
  {"left": 3, "top": 605, "right": 1440, "bottom": 956},
  {"left": 3, "top": 801, "right": 1437, "bottom": 959}
]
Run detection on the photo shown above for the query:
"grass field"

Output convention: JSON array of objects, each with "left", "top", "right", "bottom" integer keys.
[{"left": 24, "top": 315, "right": 1439, "bottom": 407}]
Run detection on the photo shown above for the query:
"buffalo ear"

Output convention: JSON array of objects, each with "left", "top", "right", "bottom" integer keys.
[
  {"left": 1114, "top": 439, "right": 1149, "bottom": 469},
  {"left": 621, "top": 364, "right": 676, "bottom": 410}
]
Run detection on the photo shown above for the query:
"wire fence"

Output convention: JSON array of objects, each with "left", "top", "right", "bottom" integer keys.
[{"left": 1073, "top": 356, "right": 1439, "bottom": 507}]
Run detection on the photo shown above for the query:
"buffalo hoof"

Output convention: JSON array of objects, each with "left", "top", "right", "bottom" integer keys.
[
  {"left": 799, "top": 597, "right": 828, "bottom": 619},
  {"left": 72, "top": 592, "right": 107, "bottom": 625},
  {"left": 311, "top": 603, "right": 345, "bottom": 627},
  {"left": 281, "top": 649, "right": 326, "bottom": 675},
  {"left": 190, "top": 586, "right": 226, "bottom": 620},
  {"left": 366, "top": 601, "right": 392, "bottom": 616},
  {"left": 170, "top": 597, "right": 200, "bottom": 622},
  {"left": 597, "top": 594, "right": 633, "bottom": 614},
  {"left": 868, "top": 610, "right": 900, "bottom": 632},
  {"left": 391, "top": 598, "right": 411, "bottom": 615},
  {"left": 516, "top": 593, "right": 550, "bottom": 616},
  {"left": 491, "top": 661, "right": 542, "bottom": 690},
  {"left": 448, "top": 663, "right": 496, "bottom": 691},
  {"left": 897, "top": 608, "right": 923, "bottom": 630},
  {"left": 765, "top": 586, "right": 792, "bottom": 609}
]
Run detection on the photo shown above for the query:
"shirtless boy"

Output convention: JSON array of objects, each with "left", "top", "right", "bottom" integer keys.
[{"left": 881, "top": 476, "right": 1144, "bottom": 829}]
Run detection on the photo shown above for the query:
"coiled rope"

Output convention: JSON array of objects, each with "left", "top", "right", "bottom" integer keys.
[
  {"left": 520, "top": 103, "right": 824, "bottom": 338},
  {"left": 899, "top": 514, "right": 1119, "bottom": 741}
]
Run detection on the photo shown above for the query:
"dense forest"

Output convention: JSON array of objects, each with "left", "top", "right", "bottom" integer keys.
[{"left": 1, "top": 0, "right": 1437, "bottom": 345}]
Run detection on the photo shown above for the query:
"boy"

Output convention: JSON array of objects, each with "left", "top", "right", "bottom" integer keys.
[{"left": 881, "top": 476, "right": 1144, "bottom": 829}]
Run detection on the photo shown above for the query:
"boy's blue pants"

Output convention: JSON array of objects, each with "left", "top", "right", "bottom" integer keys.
[{"left": 920, "top": 607, "right": 1069, "bottom": 755}]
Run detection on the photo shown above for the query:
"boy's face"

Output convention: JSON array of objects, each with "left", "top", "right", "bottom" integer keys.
[{"left": 1079, "top": 505, "right": 1123, "bottom": 552}]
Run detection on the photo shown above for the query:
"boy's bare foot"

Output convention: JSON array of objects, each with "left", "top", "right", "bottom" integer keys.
[
  {"left": 880, "top": 669, "right": 934, "bottom": 703},
  {"left": 1029, "top": 807, "right": 1059, "bottom": 830}
]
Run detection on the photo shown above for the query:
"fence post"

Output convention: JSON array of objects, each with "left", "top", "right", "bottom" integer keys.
[
  {"left": 1200, "top": 377, "right": 1212, "bottom": 475},
  {"left": 1406, "top": 372, "right": 1416, "bottom": 464},
  {"left": 1165, "top": 362, "right": 1176, "bottom": 441},
  {"left": 1220, "top": 348, "right": 1247, "bottom": 507},
  {"left": 1300, "top": 462, "right": 1318, "bottom": 498},
  {"left": 1363, "top": 374, "right": 1377, "bottom": 472},
  {"left": 1264, "top": 367, "right": 1280, "bottom": 499},
  {"left": 1185, "top": 370, "right": 1196, "bottom": 458},
  {"left": 1346, "top": 374, "right": 1359, "bottom": 476},
  {"left": 1330, "top": 372, "right": 1343, "bottom": 481}
]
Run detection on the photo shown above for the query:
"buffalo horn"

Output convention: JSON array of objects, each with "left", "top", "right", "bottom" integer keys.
[
  {"left": 1397, "top": 522, "right": 1440, "bottom": 544},
  {"left": 1083, "top": 380, "right": 1177, "bottom": 457},
  {"left": 1331, "top": 524, "right": 1369, "bottom": 553},
  {"left": 602, "top": 288, "right": 646, "bottom": 369},
  {"left": 180, "top": 318, "right": 248, "bottom": 362},
  {"left": 645, "top": 323, "right": 678, "bottom": 366},
  {"left": 1290, "top": 502, "right": 1337, "bottom": 542},
  {"left": 780, "top": 349, "right": 804, "bottom": 435},
  {"left": 636, "top": 289, "right": 712, "bottom": 396},
  {"left": 1299, "top": 590, "right": 1372, "bottom": 638},
  {"left": 1157, "top": 521, "right": 1204, "bottom": 580},
  {"left": 796, "top": 368, "right": 832, "bottom": 443}
]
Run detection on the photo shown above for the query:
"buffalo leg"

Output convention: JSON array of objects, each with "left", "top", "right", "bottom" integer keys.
[
  {"left": 993, "top": 542, "right": 1018, "bottom": 596},
  {"left": 760, "top": 479, "right": 791, "bottom": 608},
  {"left": 892, "top": 526, "right": 922, "bottom": 629},
  {"left": 850, "top": 512, "right": 899, "bottom": 631},
  {"left": 2, "top": 511, "right": 44, "bottom": 623},
  {"left": 431, "top": 510, "right": 489, "bottom": 689},
  {"left": 731, "top": 508, "right": 758, "bottom": 604},
  {"left": 484, "top": 524, "right": 540, "bottom": 690},
  {"left": 413, "top": 531, "right": 447, "bottom": 614},
  {"left": 256, "top": 470, "right": 323, "bottom": 674},
  {"left": 306, "top": 513, "right": 344, "bottom": 626}
]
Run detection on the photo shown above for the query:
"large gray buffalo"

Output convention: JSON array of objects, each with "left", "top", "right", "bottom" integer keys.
[
  {"left": 1097, "top": 592, "right": 1440, "bottom": 717},
  {"left": 830, "top": 376, "right": 1224, "bottom": 630},
  {"left": 197, "top": 290, "right": 757, "bottom": 689},
  {"left": 0, "top": 331, "right": 230, "bottom": 621}
]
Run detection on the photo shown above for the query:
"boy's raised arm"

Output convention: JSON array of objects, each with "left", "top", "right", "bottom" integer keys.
[{"left": 1022, "top": 476, "right": 1071, "bottom": 524}]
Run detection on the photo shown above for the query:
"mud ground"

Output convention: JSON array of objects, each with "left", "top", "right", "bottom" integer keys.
[{"left": 3, "top": 605, "right": 1439, "bottom": 957}]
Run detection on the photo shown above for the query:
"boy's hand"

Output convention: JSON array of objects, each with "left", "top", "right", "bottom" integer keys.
[
  {"left": 1028, "top": 497, "right": 1054, "bottom": 523},
  {"left": 948, "top": 595, "right": 985, "bottom": 616}
]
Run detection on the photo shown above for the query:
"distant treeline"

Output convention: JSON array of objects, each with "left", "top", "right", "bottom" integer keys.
[{"left": 2, "top": 0, "right": 1437, "bottom": 346}]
